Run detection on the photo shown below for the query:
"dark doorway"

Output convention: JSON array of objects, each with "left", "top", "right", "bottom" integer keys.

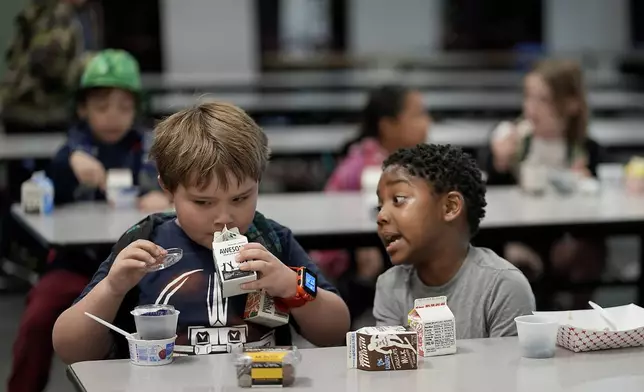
[{"left": 101, "top": 0, "right": 163, "bottom": 72}]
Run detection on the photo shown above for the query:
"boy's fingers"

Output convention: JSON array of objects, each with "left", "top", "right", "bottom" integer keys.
[
  {"left": 241, "top": 243, "right": 266, "bottom": 251},
  {"left": 121, "top": 258, "right": 148, "bottom": 270},
  {"left": 156, "top": 245, "right": 167, "bottom": 256},
  {"left": 238, "top": 259, "right": 268, "bottom": 272},
  {"left": 237, "top": 248, "right": 271, "bottom": 263},
  {"left": 126, "top": 248, "right": 157, "bottom": 265},
  {"left": 132, "top": 240, "right": 164, "bottom": 257},
  {"left": 239, "top": 278, "right": 265, "bottom": 292}
]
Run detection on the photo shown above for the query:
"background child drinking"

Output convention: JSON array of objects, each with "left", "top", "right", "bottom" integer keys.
[{"left": 485, "top": 59, "right": 605, "bottom": 307}]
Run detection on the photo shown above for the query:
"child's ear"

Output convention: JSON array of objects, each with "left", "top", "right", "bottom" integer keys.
[
  {"left": 158, "top": 176, "right": 173, "bottom": 202},
  {"left": 443, "top": 191, "right": 464, "bottom": 223}
]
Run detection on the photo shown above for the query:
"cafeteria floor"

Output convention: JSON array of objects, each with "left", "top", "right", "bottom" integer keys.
[{"left": 0, "top": 237, "right": 639, "bottom": 392}]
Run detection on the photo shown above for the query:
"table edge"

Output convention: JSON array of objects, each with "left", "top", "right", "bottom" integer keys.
[{"left": 66, "top": 365, "right": 88, "bottom": 392}]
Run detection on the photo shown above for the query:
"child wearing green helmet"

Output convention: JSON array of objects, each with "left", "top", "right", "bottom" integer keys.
[{"left": 7, "top": 49, "right": 170, "bottom": 392}]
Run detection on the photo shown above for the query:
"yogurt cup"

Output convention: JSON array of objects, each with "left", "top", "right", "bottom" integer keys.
[{"left": 127, "top": 333, "right": 176, "bottom": 366}]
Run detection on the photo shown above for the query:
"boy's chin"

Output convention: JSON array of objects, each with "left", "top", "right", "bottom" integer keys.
[{"left": 387, "top": 252, "right": 413, "bottom": 266}]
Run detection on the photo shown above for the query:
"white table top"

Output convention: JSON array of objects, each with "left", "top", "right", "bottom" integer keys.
[
  {"left": 0, "top": 122, "right": 475, "bottom": 160},
  {"left": 151, "top": 90, "right": 644, "bottom": 114},
  {"left": 68, "top": 338, "right": 644, "bottom": 392},
  {"left": 141, "top": 69, "right": 628, "bottom": 91},
  {"left": 451, "top": 118, "right": 644, "bottom": 148},
  {"left": 0, "top": 133, "right": 66, "bottom": 160},
  {"left": 265, "top": 118, "right": 644, "bottom": 154},
  {"left": 2, "top": 119, "right": 643, "bottom": 160},
  {"left": 11, "top": 187, "right": 644, "bottom": 247}
]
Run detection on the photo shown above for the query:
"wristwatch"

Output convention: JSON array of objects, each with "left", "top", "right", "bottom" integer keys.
[{"left": 277, "top": 267, "right": 318, "bottom": 309}]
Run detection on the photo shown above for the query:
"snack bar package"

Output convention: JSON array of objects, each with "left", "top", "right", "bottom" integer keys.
[
  {"left": 346, "top": 326, "right": 418, "bottom": 371},
  {"left": 234, "top": 346, "right": 301, "bottom": 387},
  {"left": 212, "top": 226, "right": 257, "bottom": 298},
  {"left": 244, "top": 291, "right": 290, "bottom": 328}
]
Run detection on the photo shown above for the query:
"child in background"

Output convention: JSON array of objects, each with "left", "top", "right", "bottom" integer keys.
[
  {"left": 7, "top": 49, "right": 171, "bottom": 392},
  {"left": 312, "top": 85, "right": 431, "bottom": 282},
  {"left": 485, "top": 59, "right": 605, "bottom": 307},
  {"left": 52, "top": 102, "right": 350, "bottom": 364},
  {"left": 374, "top": 144, "right": 535, "bottom": 338}
]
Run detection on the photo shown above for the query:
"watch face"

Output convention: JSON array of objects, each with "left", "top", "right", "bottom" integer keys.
[{"left": 303, "top": 270, "right": 317, "bottom": 297}]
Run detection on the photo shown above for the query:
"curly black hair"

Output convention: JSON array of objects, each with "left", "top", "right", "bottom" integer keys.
[{"left": 383, "top": 144, "right": 487, "bottom": 236}]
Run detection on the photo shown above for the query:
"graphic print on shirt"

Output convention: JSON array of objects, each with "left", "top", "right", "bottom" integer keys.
[{"left": 154, "top": 268, "right": 275, "bottom": 356}]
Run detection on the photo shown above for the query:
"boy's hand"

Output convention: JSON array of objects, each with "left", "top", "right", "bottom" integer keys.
[
  {"left": 138, "top": 191, "right": 172, "bottom": 212},
  {"left": 106, "top": 240, "right": 167, "bottom": 297},
  {"left": 70, "top": 150, "right": 107, "bottom": 190},
  {"left": 237, "top": 243, "right": 297, "bottom": 298}
]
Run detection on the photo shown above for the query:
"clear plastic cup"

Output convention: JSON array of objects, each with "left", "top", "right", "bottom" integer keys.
[
  {"left": 515, "top": 315, "right": 559, "bottom": 359},
  {"left": 130, "top": 304, "right": 180, "bottom": 340}
]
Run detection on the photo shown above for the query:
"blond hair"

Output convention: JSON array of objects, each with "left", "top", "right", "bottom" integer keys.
[
  {"left": 150, "top": 101, "right": 270, "bottom": 191},
  {"left": 529, "top": 59, "right": 588, "bottom": 143}
]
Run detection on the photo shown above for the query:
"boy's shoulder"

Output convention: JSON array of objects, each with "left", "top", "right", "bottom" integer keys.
[
  {"left": 466, "top": 246, "right": 531, "bottom": 290},
  {"left": 113, "top": 212, "right": 176, "bottom": 253},
  {"left": 251, "top": 212, "right": 295, "bottom": 256},
  {"left": 468, "top": 246, "right": 520, "bottom": 273},
  {"left": 258, "top": 214, "right": 290, "bottom": 239}
]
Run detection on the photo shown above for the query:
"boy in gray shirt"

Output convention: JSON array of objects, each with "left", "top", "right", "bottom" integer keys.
[{"left": 373, "top": 144, "right": 535, "bottom": 339}]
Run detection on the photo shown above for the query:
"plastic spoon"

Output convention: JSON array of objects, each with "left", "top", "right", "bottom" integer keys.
[
  {"left": 84, "top": 312, "right": 136, "bottom": 339},
  {"left": 588, "top": 301, "right": 619, "bottom": 331}
]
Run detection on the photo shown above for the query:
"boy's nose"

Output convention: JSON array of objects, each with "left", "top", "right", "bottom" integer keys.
[
  {"left": 376, "top": 208, "right": 390, "bottom": 225},
  {"left": 213, "top": 212, "right": 234, "bottom": 231}
]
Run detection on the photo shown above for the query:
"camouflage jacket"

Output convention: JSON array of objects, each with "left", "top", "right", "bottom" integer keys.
[{"left": 1, "top": 0, "right": 97, "bottom": 127}]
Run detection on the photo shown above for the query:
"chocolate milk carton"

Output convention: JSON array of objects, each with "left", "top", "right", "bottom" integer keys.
[
  {"left": 244, "top": 291, "right": 290, "bottom": 328},
  {"left": 212, "top": 226, "right": 257, "bottom": 298},
  {"left": 346, "top": 326, "right": 418, "bottom": 371},
  {"left": 408, "top": 296, "right": 456, "bottom": 357}
]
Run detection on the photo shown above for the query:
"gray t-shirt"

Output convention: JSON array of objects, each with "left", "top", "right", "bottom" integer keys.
[{"left": 373, "top": 246, "right": 536, "bottom": 339}]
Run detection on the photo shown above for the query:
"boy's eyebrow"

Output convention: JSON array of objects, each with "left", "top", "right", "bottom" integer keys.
[
  {"left": 232, "top": 186, "right": 255, "bottom": 198},
  {"left": 187, "top": 192, "right": 216, "bottom": 199},
  {"left": 385, "top": 178, "right": 413, "bottom": 187},
  {"left": 188, "top": 183, "right": 257, "bottom": 199}
]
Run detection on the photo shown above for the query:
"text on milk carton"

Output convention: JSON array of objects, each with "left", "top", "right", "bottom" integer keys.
[
  {"left": 346, "top": 326, "right": 418, "bottom": 371},
  {"left": 212, "top": 226, "right": 257, "bottom": 298},
  {"left": 408, "top": 296, "right": 457, "bottom": 357}
]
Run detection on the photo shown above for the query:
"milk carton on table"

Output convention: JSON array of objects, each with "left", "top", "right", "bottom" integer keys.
[
  {"left": 408, "top": 296, "right": 457, "bottom": 357},
  {"left": 20, "top": 171, "right": 54, "bottom": 215}
]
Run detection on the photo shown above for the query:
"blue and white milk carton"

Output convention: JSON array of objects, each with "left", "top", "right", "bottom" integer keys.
[{"left": 21, "top": 171, "right": 54, "bottom": 215}]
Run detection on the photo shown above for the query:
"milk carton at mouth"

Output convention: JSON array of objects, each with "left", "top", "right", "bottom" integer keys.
[{"left": 212, "top": 225, "right": 257, "bottom": 298}]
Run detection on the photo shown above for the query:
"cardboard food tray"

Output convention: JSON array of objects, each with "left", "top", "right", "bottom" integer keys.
[{"left": 534, "top": 304, "right": 644, "bottom": 353}]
